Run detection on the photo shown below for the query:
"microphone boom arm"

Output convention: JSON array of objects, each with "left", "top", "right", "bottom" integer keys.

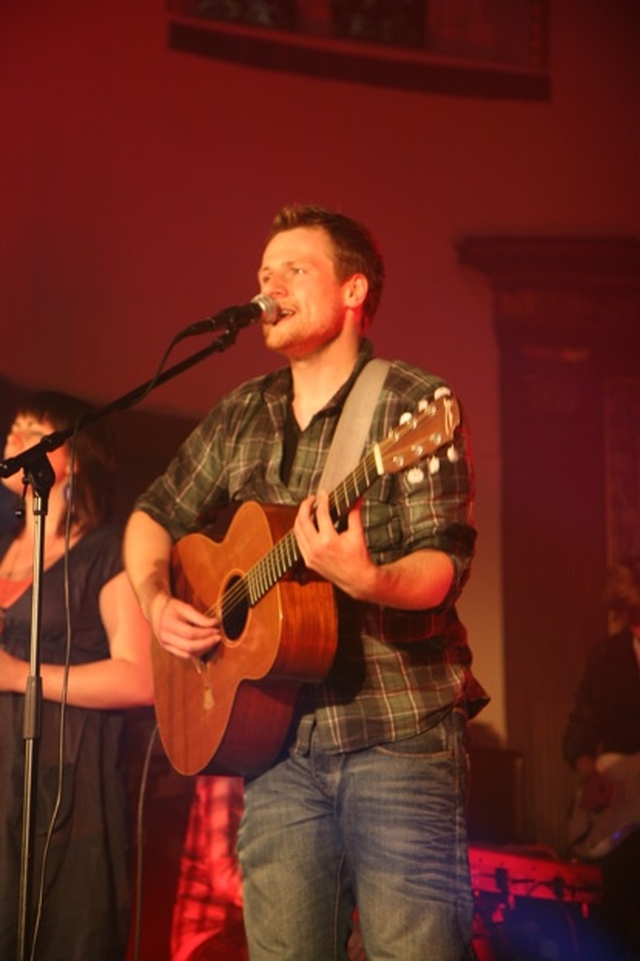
[{"left": 0, "top": 304, "right": 263, "bottom": 479}]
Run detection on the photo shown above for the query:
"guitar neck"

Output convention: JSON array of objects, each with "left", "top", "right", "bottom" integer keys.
[
  {"left": 328, "top": 446, "right": 381, "bottom": 522},
  {"left": 244, "top": 391, "right": 460, "bottom": 608},
  {"left": 246, "top": 446, "right": 381, "bottom": 606}
]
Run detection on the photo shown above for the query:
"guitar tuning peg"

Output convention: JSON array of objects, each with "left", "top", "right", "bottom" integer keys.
[
  {"left": 417, "top": 397, "right": 440, "bottom": 415},
  {"left": 447, "top": 446, "right": 459, "bottom": 463},
  {"left": 434, "top": 386, "right": 452, "bottom": 400},
  {"left": 406, "top": 467, "right": 425, "bottom": 485},
  {"left": 399, "top": 411, "right": 413, "bottom": 425},
  {"left": 428, "top": 456, "right": 440, "bottom": 474}
]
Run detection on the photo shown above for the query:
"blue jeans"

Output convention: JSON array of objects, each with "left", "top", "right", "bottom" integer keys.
[{"left": 237, "top": 709, "right": 473, "bottom": 961}]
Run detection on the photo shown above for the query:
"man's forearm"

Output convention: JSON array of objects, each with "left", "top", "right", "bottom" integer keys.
[{"left": 123, "top": 509, "right": 174, "bottom": 622}]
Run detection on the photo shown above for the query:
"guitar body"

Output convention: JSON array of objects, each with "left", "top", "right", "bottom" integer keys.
[
  {"left": 567, "top": 752, "right": 640, "bottom": 859},
  {"left": 152, "top": 501, "right": 337, "bottom": 777}
]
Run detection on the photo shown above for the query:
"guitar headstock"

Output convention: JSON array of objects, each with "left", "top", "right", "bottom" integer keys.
[{"left": 377, "top": 390, "right": 461, "bottom": 476}]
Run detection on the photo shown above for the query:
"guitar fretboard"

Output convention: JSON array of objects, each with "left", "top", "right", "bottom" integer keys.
[
  {"left": 241, "top": 446, "right": 381, "bottom": 609},
  {"left": 221, "top": 394, "right": 458, "bottom": 618}
]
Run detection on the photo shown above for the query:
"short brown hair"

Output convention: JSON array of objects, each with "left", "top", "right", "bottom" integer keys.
[{"left": 268, "top": 204, "right": 385, "bottom": 323}]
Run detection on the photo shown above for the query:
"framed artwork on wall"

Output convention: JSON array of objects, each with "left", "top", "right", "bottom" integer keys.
[{"left": 167, "top": 0, "right": 550, "bottom": 100}]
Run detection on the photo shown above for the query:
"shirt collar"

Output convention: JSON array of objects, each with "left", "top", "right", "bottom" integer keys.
[{"left": 263, "top": 338, "right": 375, "bottom": 416}]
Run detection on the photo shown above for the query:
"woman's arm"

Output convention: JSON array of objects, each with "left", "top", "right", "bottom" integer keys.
[{"left": 0, "top": 570, "right": 154, "bottom": 709}]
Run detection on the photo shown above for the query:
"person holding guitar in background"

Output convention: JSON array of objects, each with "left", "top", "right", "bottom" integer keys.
[
  {"left": 564, "top": 558, "right": 640, "bottom": 960},
  {"left": 124, "top": 204, "right": 488, "bottom": 961}
]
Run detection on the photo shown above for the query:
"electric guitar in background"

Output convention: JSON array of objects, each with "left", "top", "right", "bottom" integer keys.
[
  {"left": 567, "top": 752, "right": 640, "bottom": 860},
  {"left": 151, "top": 391, "right": 461, "bottom": 778}
]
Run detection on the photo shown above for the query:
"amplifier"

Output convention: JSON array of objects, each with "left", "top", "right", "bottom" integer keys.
[
  {"left": 470, "top": 843, "right": 602, "bottom": 906},
  {"left": 470, "top": 845, "right": 605, "bottom": 961}
]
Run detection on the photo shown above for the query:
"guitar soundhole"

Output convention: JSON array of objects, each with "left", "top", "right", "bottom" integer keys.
[{"left": 220, "top": 575, "right": 249, "bottom": 641}]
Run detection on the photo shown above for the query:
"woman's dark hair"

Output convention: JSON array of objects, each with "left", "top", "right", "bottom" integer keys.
[
  {"left": 16, "top": 390, "right": 116, "bottom": 535},
  {"left": 268, "top": 204, "right": 385, "bottom": 323}
]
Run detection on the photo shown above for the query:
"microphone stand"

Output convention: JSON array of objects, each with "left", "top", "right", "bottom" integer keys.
[
  {"left": 0, "top": 308, "right": 255, "bottom": 961},
  {"left": 14, "top": 453, "right": 54, "bottom": 961}
]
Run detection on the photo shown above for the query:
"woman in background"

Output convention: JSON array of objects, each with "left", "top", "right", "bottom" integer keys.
[{"left": 0, "top": 390, "right": 153, "bottom": 961}]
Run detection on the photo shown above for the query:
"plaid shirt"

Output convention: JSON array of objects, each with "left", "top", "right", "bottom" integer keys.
[
  {"left": 137, "top": 341, "right": 488, "bottom": 755},
  {"left": 170, "top": 776, "right": 246, "bottom": 960}
]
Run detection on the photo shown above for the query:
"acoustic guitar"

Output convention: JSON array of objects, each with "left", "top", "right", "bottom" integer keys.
[
  {"left": 152, "top": 390, "right": 461, "bottom": 777},
  {"left": 567, "top": 752, "right": 640, "bottom": 859}
]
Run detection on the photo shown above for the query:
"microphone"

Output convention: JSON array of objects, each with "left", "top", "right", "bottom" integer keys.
[{"left": 178, "top": 294, "right": 280, "bottom": 339}]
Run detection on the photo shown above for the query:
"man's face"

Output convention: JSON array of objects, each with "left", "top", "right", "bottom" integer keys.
[{"left": 257, "top": 226, "right": 355, "bottom": 359}]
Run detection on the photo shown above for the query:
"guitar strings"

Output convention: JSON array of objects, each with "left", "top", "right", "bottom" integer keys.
[
  {"left": 211, "top": 405, "right": 453, "bottom": 625},
  {"left": 213, "top": 451, "right": 380, "bottom": 623}
]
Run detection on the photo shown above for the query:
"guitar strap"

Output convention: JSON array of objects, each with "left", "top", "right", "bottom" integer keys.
[{"left": 317, "top": 358, "right": 390, "bottom": 492}]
